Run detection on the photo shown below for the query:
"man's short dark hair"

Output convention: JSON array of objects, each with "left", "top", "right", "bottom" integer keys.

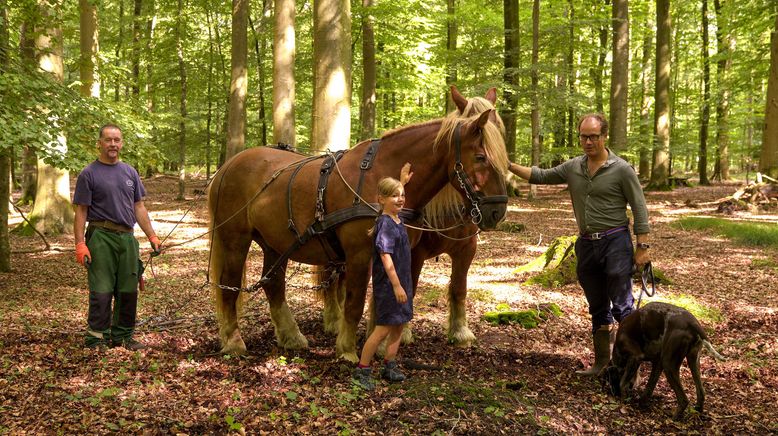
[
  {"left": 98, "top": 123, "right": 122, "bottom": 139},
  {"left": 577, "top": 113, "right": 608, "bottom": 136}
]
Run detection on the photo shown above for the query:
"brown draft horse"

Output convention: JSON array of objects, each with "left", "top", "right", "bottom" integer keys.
[
  {"left": 323, "top": 88, "right": 504, "bottom": 349},
  {"left": 207, "top": 86, "right": 509, "bottom": 361}
]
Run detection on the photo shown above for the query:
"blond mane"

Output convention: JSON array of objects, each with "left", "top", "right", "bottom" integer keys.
[{"left": 425, "top": 97, "right": 508, "bottom": 228}]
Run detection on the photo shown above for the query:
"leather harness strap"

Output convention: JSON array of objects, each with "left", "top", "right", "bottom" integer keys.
[{"left": 353, "top": 139, "right": 381, "bottom": 206}]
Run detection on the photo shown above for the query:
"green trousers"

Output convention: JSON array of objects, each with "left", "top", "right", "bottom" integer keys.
[{"left": 84, "top": 226, "right": 142, "bottom": 346}]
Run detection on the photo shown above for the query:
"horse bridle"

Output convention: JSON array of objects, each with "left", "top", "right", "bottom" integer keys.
[{"left": 452, "top": 123, "right": 508, "bottom": 225}]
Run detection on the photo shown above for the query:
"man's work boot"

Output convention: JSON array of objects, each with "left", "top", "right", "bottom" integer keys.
[
  {"left": 576, "top": 325, "right": 612, "bottom": 376},
  {"left": 112, "top": 337, "right": 147, "bottom": 351}
]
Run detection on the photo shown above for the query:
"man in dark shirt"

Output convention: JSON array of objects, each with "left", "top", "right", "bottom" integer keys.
[
  {"left": 73, "top": 124, "right": 161, "bottom": 350},
  {"left": 509, "top": 113, "right": 651, "bottom": 376}
]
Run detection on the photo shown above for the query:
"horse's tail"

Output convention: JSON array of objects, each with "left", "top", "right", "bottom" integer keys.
[{"left": 207, "top": 178, "right": 246, "bottom": 330}]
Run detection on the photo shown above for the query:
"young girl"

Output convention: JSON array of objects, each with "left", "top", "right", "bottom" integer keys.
[{"left": 353, "top": 171, "right": 414, "bottom": 390}]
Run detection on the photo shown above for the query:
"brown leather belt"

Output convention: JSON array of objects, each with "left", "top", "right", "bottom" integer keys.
[{"left": 89, "top": 220, "right": 133, "bottom": 234}]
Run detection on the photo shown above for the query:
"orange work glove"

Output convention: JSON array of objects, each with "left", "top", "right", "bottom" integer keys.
[
  {"left": 75, "top": 242, "right": 91, "bottom": 266},
  {"left": 149, "top": 235, "right": 162, "bottom": 253}
]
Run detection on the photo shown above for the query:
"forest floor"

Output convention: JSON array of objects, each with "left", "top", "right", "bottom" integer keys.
[{"left": 1, "top": 176, "right": 777, "bottom": 435}]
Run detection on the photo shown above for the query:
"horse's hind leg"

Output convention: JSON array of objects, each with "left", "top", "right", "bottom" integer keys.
[
  {"left": 262, "top": 249, "right": 308, "bottom": 350},
  {"left": 447, "top": 240, "right": 477, "bottom": 347},
  {"left": 321, "top": 269, "right": 345, "bottom": 335},
  {"left": 211, "top": 231, "right": 250, "bottom": 355}
]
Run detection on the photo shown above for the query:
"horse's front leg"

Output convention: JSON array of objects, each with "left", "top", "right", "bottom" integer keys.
[
  {"left": 337, "top": 261, "right": 370, "bottom": 362},
  {"left": 447, "top": 239, "right": 477, "bottom": 347},
  {"left": 211, "top": 232, "right": 250, "bottom": 355},
  {"left": 263, "top": 250, "right": 308, "bottom": 350}
]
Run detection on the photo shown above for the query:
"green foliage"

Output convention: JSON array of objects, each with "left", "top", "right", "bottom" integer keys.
[
  {"left": 516, "top": 236, "right": 578, "bottom": 288},
  {"left": 483, "top": 302, "right": 562, "bottom": 327},
  {"left": 674, "top": 217, "right": 778, "bottom": 249}
]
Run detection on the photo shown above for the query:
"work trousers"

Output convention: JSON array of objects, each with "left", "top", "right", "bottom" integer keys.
[
  {"left": 575, "top": 229, "right": 634, "bottom": 334},
  {"left": 84, "top": 226, "right": 142, "bottom": 345}
]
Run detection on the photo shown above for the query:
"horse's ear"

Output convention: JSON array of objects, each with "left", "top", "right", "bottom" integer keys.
[
  {"left": 476, "top": 109, "right": 493, "bottom": 129},
  {"left": 451, "top": 85, "right": 468, "bottom": 113},
  {"left": 485, "top": 87, "right": 497, "bottom": 104}
]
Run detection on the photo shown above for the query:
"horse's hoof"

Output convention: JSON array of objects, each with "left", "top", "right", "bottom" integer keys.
[
  {"left": 449, "top": 328, "right": 476, "bottom": 347},
  {"left": 279, "top": 334, "right": 309, "bottom": 350},
  {"left": 220, "top": 343, "right": 247, "bottom": 356},
  {"left": 338, "top": 351, "right": 359, "bottom": 363}
]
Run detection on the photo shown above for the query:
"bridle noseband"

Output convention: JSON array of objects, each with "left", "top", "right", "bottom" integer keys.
[{"left": 451, "top": 123, "right": 508, "bottom": 225}]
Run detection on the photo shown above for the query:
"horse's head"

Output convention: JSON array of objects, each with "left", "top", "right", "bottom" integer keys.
[{"left": 434, "top": 105, "right": 509, "bottom": 230}]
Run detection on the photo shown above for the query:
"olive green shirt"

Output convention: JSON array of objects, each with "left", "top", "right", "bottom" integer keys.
[{"left": 529, "top": 149, "right": 650, "bottom": 235}]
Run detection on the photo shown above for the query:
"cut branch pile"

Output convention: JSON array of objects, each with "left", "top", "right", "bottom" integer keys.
[{"left": 716, "top": 177, "right": 778, "bottom": 214}]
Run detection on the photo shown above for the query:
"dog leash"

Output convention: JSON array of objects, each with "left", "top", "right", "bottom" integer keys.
[{"left": 635, "top": 261, "right": 655, "bottom": 309}]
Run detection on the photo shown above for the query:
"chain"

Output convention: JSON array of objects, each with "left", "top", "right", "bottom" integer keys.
[
  {"left": 454, "top": 164, "right": 483, "bottom": 225},
  {"left": 205, "top": 262, "right": 344, "bottom": 294}
]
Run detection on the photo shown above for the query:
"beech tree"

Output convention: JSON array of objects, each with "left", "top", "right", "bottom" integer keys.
[
  {"left": 649, "top": 0, "right": 671, "bottom": 189},
  {"left": 225, "top": 0, "right": 247, "bottom": 160},
  {"left": 760, "top": 11, "right": 778, "bottom": 178},
  {"left": 25, "top": 0, "right": 74, "bottom": 236},
  {"left": 609, "top": 0, "right": 629, "bottom": 153},
  {"left": 311, "top": 0, "right": 351, "bottom": 152},
  {"left": 273, "top": 0, "right": 295, "bottom": 147}
]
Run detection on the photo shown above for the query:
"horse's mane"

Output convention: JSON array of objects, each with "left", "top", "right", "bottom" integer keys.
[
  {"left": 424, "top": 97, "right": 509, "bottom": 228},
  {"left": 380, "top": 118, "right": 442, "bottom": 140}
]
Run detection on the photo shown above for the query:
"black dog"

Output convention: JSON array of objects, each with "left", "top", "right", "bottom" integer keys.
[{"left": 606, "top": 302, "right": 725, "bottom": 420}]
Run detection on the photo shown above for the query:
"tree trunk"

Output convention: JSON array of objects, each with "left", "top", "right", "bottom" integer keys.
[
  {"left": 698, "top": 0, "right": 711, "bottom": 185},
  {"left": 1, "top": 0, "right": 10, "bottom": 271},
  {"left": 115, "top": 0, "right": 124, "bottom": 102},
  {"left": 609, "top": 0, "right": 628, "bottom": 153},
  {"left": 226, "top": 0, "right": 248, "bottom": 160},
  {"left": 590, "top": 0, "right": 609, "bottom": 115},
  {"left": 131, "top": 0, "right": 141, "bottom": 97},
  {"left": 312, "top": 0, "right": 351, "bottom": 153},
  {"left": 760, "top": 12, "right": 778, "bottom": 179},
  {"left": 205, "top": 8, "right": 214, "bottom": 179},
  {"left": 649, "top": 0, "right": 671, "bottom": 189},
  {"left": 18, "top": 21, "right": 37, "bottom": 205},
  {"left": 502, "top": 0, "right": 520, "bottom": 162},
  {"left": 445, "top": 0, "right": 457, "bottom": 113},
  {"left": 638, "top": 15, "right": 652, "bottom": 178},
  {"left": 713, "top": 0, "right": 732, "bottom": 180},
  {"left": 566, "top": 0, "right": 575, "bottom": 151},
  {"left": 529, "top": 0, "right": 540, "bottom": 199},
  {"left": 79, "top": 0, "right": 100, "bottom": 98},
  {"left": 145, "top": 0, "right": 156, "bottom": 176},
  {"left": 359, "top": 0, "right": 376, "bottom": 141},
  {"left": 26, "top": 0, "right": 73, "bottom": 236},
  {"left": 176, "top": 0, "right": 186, "bottom": 200},
  {"left": 273, "top": 0, "right": 295, "bottom": 147}
]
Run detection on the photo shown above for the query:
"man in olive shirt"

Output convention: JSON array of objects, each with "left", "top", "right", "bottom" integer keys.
[{"left": 509, "top": 113, "right": 651, "bottom": 376}]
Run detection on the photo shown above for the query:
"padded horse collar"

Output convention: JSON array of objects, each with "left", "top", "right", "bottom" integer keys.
[{"left": 451, "top": 123, "right": 508, "bottom": 225}]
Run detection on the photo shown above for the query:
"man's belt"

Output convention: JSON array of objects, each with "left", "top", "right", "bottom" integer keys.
[
  {"left": 89, "top": 220, "right": 134, "bottom": 234},
  {"left": 580, "top": 226, "right": 627, "bottom": 240}
]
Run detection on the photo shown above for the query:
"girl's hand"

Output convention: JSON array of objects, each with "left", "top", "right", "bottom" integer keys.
[{"left": 393, "top": 285, "right": 407, "bottom": 304}]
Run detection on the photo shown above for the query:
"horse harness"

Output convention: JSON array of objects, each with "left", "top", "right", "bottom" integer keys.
[{"left": 254, "top": 123, "right": 502, "bottom": 290}]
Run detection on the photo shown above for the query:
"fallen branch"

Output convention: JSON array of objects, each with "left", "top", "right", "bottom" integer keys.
[{"left": 10, "top": 202, "right": 51, "bottom": 251}]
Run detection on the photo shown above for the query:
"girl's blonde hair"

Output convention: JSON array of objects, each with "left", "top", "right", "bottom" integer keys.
[{"left": 368, "top": 177, "right": 404, "bottom": 236}]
